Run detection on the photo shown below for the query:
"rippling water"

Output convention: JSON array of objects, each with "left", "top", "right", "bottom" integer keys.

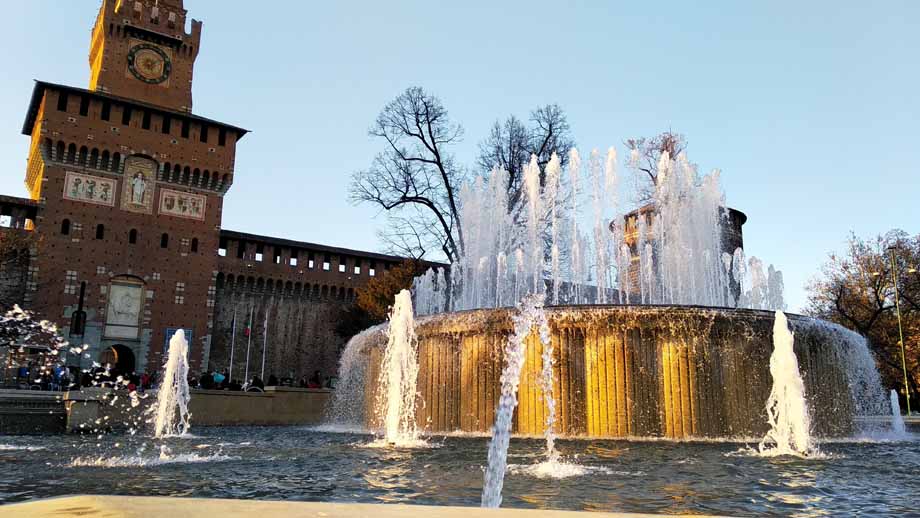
[{"left": 1, "top": 428, "right": 917, "bottom": 517}]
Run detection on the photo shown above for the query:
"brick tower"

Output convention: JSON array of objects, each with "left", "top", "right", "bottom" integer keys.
[{"left": 20, "top": 0, "right": 246, "bottom": 375}]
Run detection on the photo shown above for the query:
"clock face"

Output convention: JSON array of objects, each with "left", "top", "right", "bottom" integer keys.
[{"left": 127, "top": 44, "right": 172, "bottom": 85}]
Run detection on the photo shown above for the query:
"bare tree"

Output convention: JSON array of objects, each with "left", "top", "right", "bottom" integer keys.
[
  {"left": 624, "top": 130, "right": 686, "bottom": 204},
  {"left": 477, "top": 104, "right": 575, "bottom": 210},
  {"left": 350, "top": 87, "right": 465, "bottom": 263}
]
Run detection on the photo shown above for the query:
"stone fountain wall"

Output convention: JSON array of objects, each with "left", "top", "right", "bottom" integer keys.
[{"left": 361, "top": 306, "right": 857, "bottom": 439}]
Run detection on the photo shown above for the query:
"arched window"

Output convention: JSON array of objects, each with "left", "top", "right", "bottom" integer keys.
[
  {"left": 191, "top": 238, "right": 199, "bottom": 253},
  {"left": 61, "top": 219, "right": 70, "bottom": 235},
  {"left": 129, "top": 229, "right": 138, "bottom": 244},
  {"left": 95, "top": 224, "right": 105, "bottom": 239},
  {"left": 67, "top": 143, "right": 77, "bottom": 163},
  {"left": 160, "top": 233, "right": 169, "bottom": 249}
]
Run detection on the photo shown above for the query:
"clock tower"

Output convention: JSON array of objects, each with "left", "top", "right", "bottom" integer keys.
[
  {"left": 89, "top": 0, "right": 201, "bottom": 112},
  {"left": 19, "top": 0, "right": 246, "bottom": 375}
]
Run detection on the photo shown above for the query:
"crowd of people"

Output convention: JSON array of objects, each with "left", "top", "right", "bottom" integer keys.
[
  {"left": 9, "top": 361, "right": 338, "bottom": 394},
  {"left": 187, "top": 369, "right": 337, "bottom": 392}
]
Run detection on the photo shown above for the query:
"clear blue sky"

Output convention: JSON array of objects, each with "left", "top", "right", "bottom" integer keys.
[{"left": 2, "top": 1, "right": 917, "bottom": 311}]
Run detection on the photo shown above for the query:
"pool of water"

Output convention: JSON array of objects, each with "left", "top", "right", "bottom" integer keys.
[{"left": 1, "top": 428, "right": 917, "bottom": 517}]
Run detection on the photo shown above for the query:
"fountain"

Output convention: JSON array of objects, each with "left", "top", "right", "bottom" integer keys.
[
  {"left": 372, "top": 290, "right": 421, "bottom": 446},
  {"left": 150, "top": 330, "right": 191, "bottom": 438},
  {"left": 481, "top": 294, "right": 549, "bottom": 508},
  {"left": 890, "top": 389, "right": 906, "bottom": 437},
  {"left": 327, "top": 146, "right": 900, "bottom": 508},
  {"left": 758, "top": 311, "right": 816, "bottom": 457}
]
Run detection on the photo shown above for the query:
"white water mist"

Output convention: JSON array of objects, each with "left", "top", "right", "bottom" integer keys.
[
  {"left": 375, "top": 289, "right": 420, "bottom": 445},
  {"left": 482, "top": 294, "right": 550, "bottom": 508},
  {"left": 890, "top": 390, "right": 906, "bottom": 437},
  {"left": 151, "top": 330, "right": 191, "bottom": 438},
  {"left": 758, "top": 312, "right": 816, "bottom": 457}
]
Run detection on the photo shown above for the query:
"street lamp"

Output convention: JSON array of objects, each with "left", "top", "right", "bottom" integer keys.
[{"left": 887, "top": 246, "right": 911, "bottom": 416}]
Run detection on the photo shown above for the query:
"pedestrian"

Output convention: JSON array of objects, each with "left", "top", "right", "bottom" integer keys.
[{"left": 307, "top": 370, "right": 322, "bottom": 389}]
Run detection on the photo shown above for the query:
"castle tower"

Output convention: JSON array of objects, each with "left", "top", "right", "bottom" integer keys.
[
  {"left": 89, "top": 0, "right": 200, "bottom": 112},
  {"left": 20, "top": 0, "right": 247, "bottom": 375}
]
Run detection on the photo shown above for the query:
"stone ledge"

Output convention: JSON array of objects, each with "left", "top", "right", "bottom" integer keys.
[{"left": 1, "top": 495, "right": 732, "bottom": 518}]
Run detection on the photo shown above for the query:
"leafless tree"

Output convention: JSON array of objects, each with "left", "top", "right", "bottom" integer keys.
[
  {"left": 624, "top": 130, "right": 687, "bottom": 204},
  {"left": 477, "top": 104, "right": 575, "bottom": 210},
  {"left": 350, "top": 87, "right": 465, "bottom": 263}
]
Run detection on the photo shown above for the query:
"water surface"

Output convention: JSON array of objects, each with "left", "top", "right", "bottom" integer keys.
[{"left": 0, "top": 428, "right": 917, "bottom": 517}]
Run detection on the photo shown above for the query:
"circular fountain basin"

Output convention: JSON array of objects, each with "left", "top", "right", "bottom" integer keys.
[{"left": 359, "top": 305, "right": 863, "bottom": 439}]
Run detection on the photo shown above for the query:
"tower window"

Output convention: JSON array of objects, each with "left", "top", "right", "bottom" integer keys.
[
  {"left": 308, "top": 252, "right": 315, "bottom": 269},
  {"left": 61, "top": 219, "right": 71, "bottom": 235},
  {"left": 56, "top": 92, "right": 69, "bottom": 112},
  {"left": 161, "top": 115, "right": 171, "bottom": 134},
  {"left": 101, "top": 101, "right": 111, "bottom": 121},
  {"left": 218, "top": 128, "right": 227, "bottom": 146},
  {"left": 142, "top": 110, "right": 151, "bottom": 130},
  {"left": 128, "top": 229, "right": 137, "bottom": 244},
  {"left": 191, "top": 238, "right": 199, "bottom": 253},
  {"left": 273, "top": 248, "right": 282, "bottom": 264},
  {"left": 121, "top": 106, "right": 132, "bottom": 126},
  {"left": 95, "top": 224, "right": 105, "bottom": 240},
  {"left": 323, "top": 254, "right": 331, "bottom": 271},
  {"left": 199, "top": 124, "right": 209, "bottom": 143},
  {"left": 255, "top": 244, "right": 264, "bottom": 262},
  {"left": 181, "top": 120, "right": 190, "bottom": 139},
  {"left": 369, "top": 261, "right": 376, "bottom": 277},
  {"left": 338, "top": 256, "right": 347, "bottom": 273},
  {"left": 236, "top": 240, "right": 245, "bottom": 259},
  {"left": 354, "top": 258, "right": 362, "bottom": 275},
  {"left": 289, "top": 249, "right": 298, "bottom": 267},
  {"left": 160, "top": 233, "right": 169, "bottom": 249},
  {"left": 79, "top": 96, "right": 90, "bottom": 117}
]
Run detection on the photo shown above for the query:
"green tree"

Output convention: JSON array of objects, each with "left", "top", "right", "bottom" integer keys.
[
  {"left": 335, "top": 260, "right": 429, "bottom": 337},
  {"left": 806, "top": 230, "right": 920, "bottom": 408}
]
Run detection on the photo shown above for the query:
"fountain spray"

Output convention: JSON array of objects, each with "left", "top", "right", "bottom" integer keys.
[
  {"left": 151, "top": 329, "right": 191, "bottom": 438},
  {"left": 375, "top": 289, "right": 420, "bottom": 445},
  {"left": 482, "top": 294, "right": 550, "bottom": 508},
  {"left": 758, "top": 311, "right": 816, "bottom": 456}
]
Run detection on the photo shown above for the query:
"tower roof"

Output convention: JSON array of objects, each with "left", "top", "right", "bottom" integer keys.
[{"left": 21, "top": 81, "right": 249, "bottom": 138}]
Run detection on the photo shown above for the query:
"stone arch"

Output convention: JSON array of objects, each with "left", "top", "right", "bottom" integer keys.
[
  {"left": 67, "top": 143, "right": 77, "bottom": 163},
  {"left": 99, "top": 344, "right": 135, "bottom": 377}
]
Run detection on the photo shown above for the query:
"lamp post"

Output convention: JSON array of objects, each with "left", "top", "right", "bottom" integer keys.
[{"left": 888, "top": 246, "right": 911, "bottom": 416}]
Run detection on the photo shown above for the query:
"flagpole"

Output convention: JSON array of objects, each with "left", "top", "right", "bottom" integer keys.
[
  {"left": 243, "top": 306, "right": 253, "bottom": 384},
  {"left": 228, "top": 308, "right": 237, "bottom": 382},
  {"left": 260, "top": 306, "right": 269, "bottom": 381}
]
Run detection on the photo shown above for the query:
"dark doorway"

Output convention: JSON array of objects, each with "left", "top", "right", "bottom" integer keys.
[{"left": 99, "top": 344, "right": 136, "bottom": 377}]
